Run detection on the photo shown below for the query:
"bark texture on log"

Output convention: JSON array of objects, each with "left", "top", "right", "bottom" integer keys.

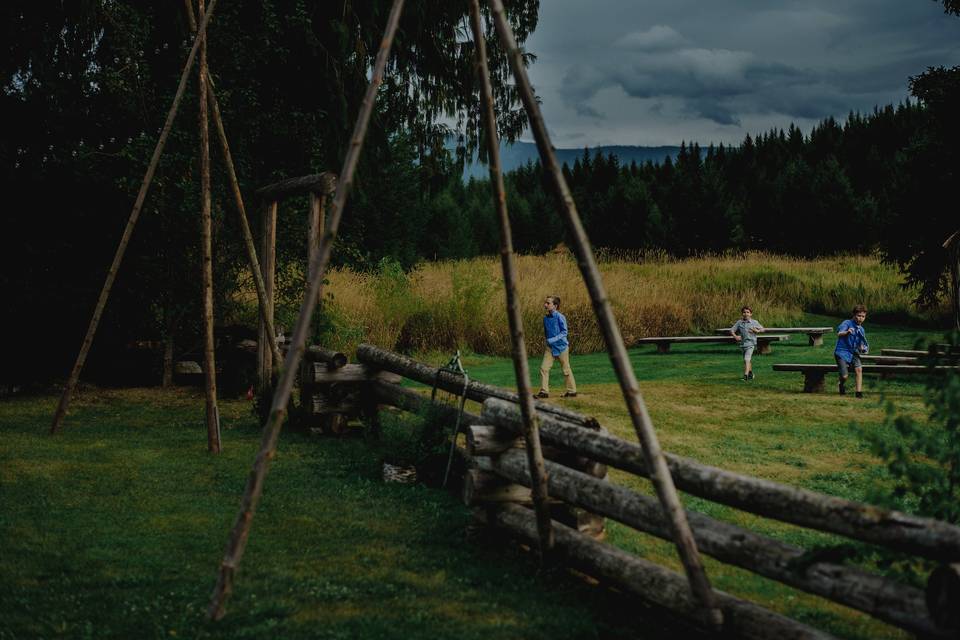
[
  {"left": 491, "top": 504, "right": 834, "bottom": 640},
  {"left": 356, "top": 344, "right": 599, "bottom": 428},
  {"left": 487, "top": 448, "right": 942, "bottom": 637},
  {"left": 482, "top": 398, "right": 960, "bottom": 561},
  {"left": 255, "top": 173, "right": 337, "bottom": 202},
  {"left": 306, "top": 363, "right": 401, "bottom": 384}
]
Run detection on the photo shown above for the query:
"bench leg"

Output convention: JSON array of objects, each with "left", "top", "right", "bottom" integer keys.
[
  {"left": 757, "top": 342, "right": 772, "bottom": 355},
  {"left": 808, "top": 334, "right": 824, "bottom": 347},
  {"left": 656, "top": 343, "right": 670, "bottom": 354},
  {"left": 802, "top": 372, "right": 826, "bottom": 393}
]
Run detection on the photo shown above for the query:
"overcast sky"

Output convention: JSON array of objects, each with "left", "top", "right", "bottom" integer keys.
[{"left": 519, "top": 0, "right": 960, "bottom": 147}]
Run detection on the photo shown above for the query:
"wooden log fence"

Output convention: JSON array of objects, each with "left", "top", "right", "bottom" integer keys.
[
  {"left": 476, "top": 446, "right": 940, "bottom": 635},
  {"left": 352, "top": 348, "right": 960, "bottom": 636},
  {"left": 481, "top": 398, "right": 960, "bottom": 561}
]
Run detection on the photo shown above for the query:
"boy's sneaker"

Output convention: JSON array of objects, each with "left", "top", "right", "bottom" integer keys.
[
  {"left": 838, "top": 381, "right": 846, "bottom": 395},
  {"left": 747, "top": 371, "right": 754, "bottom": 380},
  {"left": 562, "top": 391, "right": 578, "bottom": 398},
  {"left": 855, "top": 391, "right": 863, "bottom": 399},
  {"left": 535, "top": 390, "right": 549, "bottom": 399}
]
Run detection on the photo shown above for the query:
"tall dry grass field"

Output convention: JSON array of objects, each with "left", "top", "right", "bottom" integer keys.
[{"left": 255, "top": 251, "right": 933, "bottom": 356}]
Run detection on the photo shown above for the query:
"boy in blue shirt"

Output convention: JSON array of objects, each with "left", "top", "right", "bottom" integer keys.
[
  {"left": 729, "top": 305, "right": 764, "bottom": 381},
  {"left": 536, "top": 295, "right": 577, "bottom": 398},
  {"left": 834, "top": 304, "right": 869, "bottom": 398}
]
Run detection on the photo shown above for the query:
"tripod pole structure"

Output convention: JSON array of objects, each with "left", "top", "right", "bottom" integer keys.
[
  {"left": 206, "top": 0, "right": 407, "bottom": 620},
  {"left": 50, "top": 0, "right": 221, "bottom": 434},
  {"left": 487, "top": 0, "right": 723, "bottom": 629},
  {"left": 467, "top": 0, "right": 554, "bottom": 555}
]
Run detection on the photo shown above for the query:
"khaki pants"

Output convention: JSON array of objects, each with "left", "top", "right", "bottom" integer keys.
[{"left": 539, "top": 349, "right": 576, "bottom": 394}]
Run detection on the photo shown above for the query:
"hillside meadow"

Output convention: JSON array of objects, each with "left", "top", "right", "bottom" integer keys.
[{"left": 249, "top": 251, "right": 940, "bottom": 357}]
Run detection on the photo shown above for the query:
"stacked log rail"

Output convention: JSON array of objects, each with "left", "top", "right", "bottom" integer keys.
[
  {"left": 358, "top": 345, "right": 960, "bottom": 636},
  {"left": 474, "top": 397, "right": 960, "bottom": 637}
]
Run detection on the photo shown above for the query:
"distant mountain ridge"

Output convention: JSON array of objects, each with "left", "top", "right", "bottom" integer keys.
[{"left": 459, "top": 140, "right": 682, "bottom": 180}]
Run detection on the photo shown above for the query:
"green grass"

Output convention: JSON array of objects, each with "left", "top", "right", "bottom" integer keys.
[{"left": 1, "top": 313, "right": 946, "bottom": 639}]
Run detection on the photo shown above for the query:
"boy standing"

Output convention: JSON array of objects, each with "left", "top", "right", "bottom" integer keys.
[
  {"left": 729, "top": 306, "right": 764, "bottom": 381},
  {"left": 537, "top": 296, "right": 577, "bottom": 398},
  {"left": 834, "top": 304, "right": 869, "bottom": 398}
]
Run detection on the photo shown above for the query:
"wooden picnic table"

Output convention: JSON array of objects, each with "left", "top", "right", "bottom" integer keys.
[
  {"left": 715, "top": 326, "right": 833, "bottom": 346},
  {"left": 773, "top": 363, "right": 959, "bottom": 392},
  {"left": 636, "top": 334, "right": 790, "bottom": 354}
]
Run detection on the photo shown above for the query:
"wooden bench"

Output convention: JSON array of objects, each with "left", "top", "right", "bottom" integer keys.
[
  {"left": 636, "top": 334, "right": 790, "bottom": 354},
  {"left": 716, "top": 326, "right": 833, "bottom": 346},
  {"left": 772, "top": 363, "right": 960, "bottom": 392},
  {"left": 860, "top": 355, "right": 937, "bottom": 365}
]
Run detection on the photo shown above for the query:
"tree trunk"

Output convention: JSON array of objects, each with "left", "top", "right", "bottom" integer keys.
[{"left": 481, "top": 397, "right": 960, "bottom": 561}]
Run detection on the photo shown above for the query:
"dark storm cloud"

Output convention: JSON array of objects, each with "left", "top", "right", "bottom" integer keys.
[{"left": 521, "top": 0, "right": 960, "bottom": 145}]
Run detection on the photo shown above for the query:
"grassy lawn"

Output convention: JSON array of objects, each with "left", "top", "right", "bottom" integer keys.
[{"left": 1, "top": 313, "right": 945, "bottom": 639}]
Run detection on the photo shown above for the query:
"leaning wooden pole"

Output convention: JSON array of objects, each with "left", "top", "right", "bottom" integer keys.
[
  {"left": 486, "top": 0, "right": 722, "bottom": 628},
  {"left": 468, "top": 0, "right": 553, "bottom": 553},
  {"left": 184, "top": 0, "right": 282, "bottom": 366},
  {"left": 206, "top": 0, "right": 406, "bottom": 620},
  {"left": 50, "top": 0, "right": 220, "bottom": 434},
  {"left": 197, "top": 0, "right": 221, "bottom": 453}
]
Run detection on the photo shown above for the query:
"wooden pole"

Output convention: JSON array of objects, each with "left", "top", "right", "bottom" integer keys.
[
  {"left": 197, "top": 0, "right": 221, "bottom": 453},
  {"left": 481, "top": 398, "right": 960, "bottom": 561},
  {"left": 492, "top": 504, "right": 834, "bottom": 640},
  {"left": 486, "top": 0, "right": 722, "bottom": 627},
  {"left": 468, "top": 0, "right": 552, "bottom": 553},
  {"left": 256, "top": 201, "right": 277, "bottom": 387},
  {"left": 485, "top": 448, "right": 942, "bottom": 637},
  {"left": 207, "top": 0, "right": 407, "bottom": 620},
  {"left": 183, "top": 1, "right": 283, "bottom": 366},
  {"left": 50, "top": 0, "right": 220, "bottom": 434}
]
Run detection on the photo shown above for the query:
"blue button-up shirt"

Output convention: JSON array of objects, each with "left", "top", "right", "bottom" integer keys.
[
  {"left": 834, "top": 319, "right": 868, "bottom": 362},
  {"left": 543, "top": 310, "right": 569, "bottom": 356}
]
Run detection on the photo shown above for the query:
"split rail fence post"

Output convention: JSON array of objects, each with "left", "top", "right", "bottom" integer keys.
[
  {"left": 206, "top": 0, "right": 407, "bottom": 620},
  {"left": 468, "top": 0, "right": 553, "bottom": 554},
  {"left": 486, "top": 0, "right": 723, "bottom": 628},
  {"left": 50, "top": 0, "right": 221, "bottom": 434}
]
